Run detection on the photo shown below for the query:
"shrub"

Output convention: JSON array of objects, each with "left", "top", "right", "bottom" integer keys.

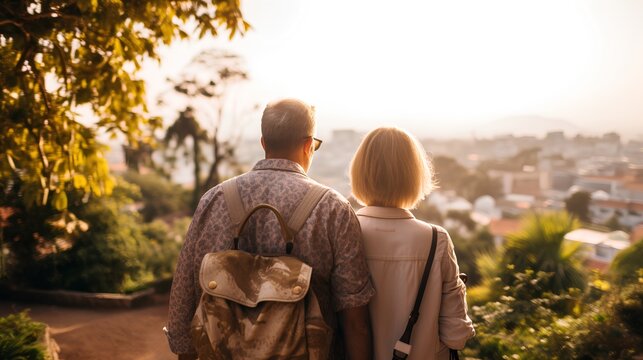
[
  {"left": 121, "top": 170, "right": 191, "bottom": 221},
  {"left": 466, "top": 271, "right": 582, "bottom": 360},
  {"left": 610, "top": 240, "right": 643, "bottom": 285},
  {"left": 4, "top": 178, "right": 185, "bottom": 293},
  {"left": 563, "top": 282, "right": 643, "bottom": 359},
  {"left": 37, "top": 196, "right": 149, "bottom": 293},
  {"left": 0, "top": 311, "right": 47, "bottom": 360}
]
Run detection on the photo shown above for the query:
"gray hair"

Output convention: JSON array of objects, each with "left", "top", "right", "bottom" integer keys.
[{"left": 261, "top": 99, "right": 316, "bottom": 153}]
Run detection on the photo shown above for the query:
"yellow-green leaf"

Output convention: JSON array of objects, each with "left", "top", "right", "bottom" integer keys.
[{"left": 52, "top": 191, "right": 68, "bottom": 210}]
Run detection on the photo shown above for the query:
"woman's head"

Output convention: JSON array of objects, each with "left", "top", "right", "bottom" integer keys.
[{"left": 349, "top": 127, "right": 435, "bottom": 209}]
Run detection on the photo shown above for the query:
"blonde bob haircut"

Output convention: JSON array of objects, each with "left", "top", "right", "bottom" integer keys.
[{"left": 350, "top": 127, "right": 435, "bottom": 209}]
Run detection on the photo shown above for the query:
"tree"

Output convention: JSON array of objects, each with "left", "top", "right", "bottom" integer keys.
[
  {"left": 0, "top": 1, "right": 249, "bottom": 210},
  {"left": 164, "top": 107, "right": 208, "bottom": 209},
  {"left": 565, "top": 191, "right": 591, "bottom": 222},
  {"left": 502, "top": 212, "right": 586, "bottom": 293},
  {"left": 431, "top": 156, "right": 503, "bottom": 200},
  {"left": 432, "top": 156, "right": 468, "bottom": 191},
  {"left": 478, "top": 147, "right": 541, "bottom": 172},
  {"left": 160, "top": 49, "right": 253, "bottom": 202},
  {"left": 610, "top": 239, "right": 643, "bottom": 284}
]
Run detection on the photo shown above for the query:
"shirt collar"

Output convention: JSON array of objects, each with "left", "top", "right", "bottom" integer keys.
[
  {"left": 252, "top": 158, "right": 307, "bottom": 176},
  {"left": 356, "top": 206, "right": 415, "bottom": 219}
]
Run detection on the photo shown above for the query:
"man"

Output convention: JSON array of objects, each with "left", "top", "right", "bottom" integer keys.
[{"left": 166, "top": 98, "right": 375, "bottom": 359}]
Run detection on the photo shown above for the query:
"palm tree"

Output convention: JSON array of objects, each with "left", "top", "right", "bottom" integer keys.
[
  {"left": 502, "top": 211, "right": 587, "bottom": 293},
  {"left": 164, "top": 107, "right": 208, "bottom": 210},
  {"left": 610, "top": 239, "right": 643, "bottom": 284}
]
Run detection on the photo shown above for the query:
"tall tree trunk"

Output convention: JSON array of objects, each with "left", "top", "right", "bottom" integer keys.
[
  {"left": 192, "top": 137, "right": 202, "bottom": 210},
  {"left": 203, "top": 104, "right": 224, "bottom": 192},
  {"left": 203, "top": 130, "right": 221, "bottom": 192}
]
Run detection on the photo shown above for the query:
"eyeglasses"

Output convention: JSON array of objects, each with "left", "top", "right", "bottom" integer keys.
[{"left": 304, "top": 136, "right": 323, "bottom": 151}]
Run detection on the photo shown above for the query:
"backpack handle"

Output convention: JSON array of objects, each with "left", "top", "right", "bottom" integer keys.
[{"left": 234, "top": 204, "right": 294, "bottom": 254}]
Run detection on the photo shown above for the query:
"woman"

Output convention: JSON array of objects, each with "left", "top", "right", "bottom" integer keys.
[{"left": 349, "top": 127, "right": 475, "bottom": 360}]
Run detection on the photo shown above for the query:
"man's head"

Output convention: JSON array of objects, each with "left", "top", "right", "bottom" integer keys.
[{"left": 261, "top": 99, "right": 320, "bottom": 172}]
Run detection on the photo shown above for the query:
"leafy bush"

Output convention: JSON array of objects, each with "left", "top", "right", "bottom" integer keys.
[
  {"left": 467, "top": 269, "right": 643, "bottom": 360},
  {"left": 450, "top": 228, "right": 495, "bottom": 286},
  {"left": 51, "top": 196, "right": 149, "bottom": 292},
  {"left": 121, "top": 170, "right": 191, "bottom": 221},
  {"left": 0, "top": 311, "right": 47, "bottom": 360},
  {"left": 610, "top": 240, "right": 643, "bottom": 284},
  {"left": 4, "top": 178, "right": 186, "bottom": 293},
  {"left": 566, "top": 282, "right": 643, "bottom": 359},
  {"left": 466, "top": 270, "right": 582, "bottom": 360}
]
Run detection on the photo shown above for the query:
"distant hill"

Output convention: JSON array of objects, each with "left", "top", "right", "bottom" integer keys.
[{"left": 471, "top": 115, "right": 585, "bottom": 138}]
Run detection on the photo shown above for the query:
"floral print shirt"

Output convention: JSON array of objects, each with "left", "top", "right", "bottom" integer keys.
[{"left": 167, "top": 159, "right": 375, "bottom": 356}]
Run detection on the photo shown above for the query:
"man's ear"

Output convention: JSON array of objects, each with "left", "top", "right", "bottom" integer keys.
[
  {"left": 260, "top": 137, "right": 266, "bottom": 151},
  {"left": 302, "top": 137, "right": 314, "bottom": 156}
]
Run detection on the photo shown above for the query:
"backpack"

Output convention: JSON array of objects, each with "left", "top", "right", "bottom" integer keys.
[{"left": 191, "top": 177, "right": 332, "bottom": 359}]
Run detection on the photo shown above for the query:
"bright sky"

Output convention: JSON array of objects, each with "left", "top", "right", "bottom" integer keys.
[{"left": 141, "top": 0, "right": 643, "bottom": 140}]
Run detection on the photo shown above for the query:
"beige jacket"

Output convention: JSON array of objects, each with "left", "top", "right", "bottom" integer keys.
[{"left": 356, "top": 206, "right": 475, "bottom": 360}]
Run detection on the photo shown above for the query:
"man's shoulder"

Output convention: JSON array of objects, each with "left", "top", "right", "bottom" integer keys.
[{"left": 306, "top": 180, "right": 351, "bottom": 207}]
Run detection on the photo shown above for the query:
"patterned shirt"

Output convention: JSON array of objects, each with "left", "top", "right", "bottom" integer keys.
[{"left": 167, "top": 159, "right": 375, "bottom": 356}]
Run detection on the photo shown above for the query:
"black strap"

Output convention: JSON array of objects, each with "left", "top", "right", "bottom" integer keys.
[{"left": 392, "top": 224, "right": 439, "bottom": 360}]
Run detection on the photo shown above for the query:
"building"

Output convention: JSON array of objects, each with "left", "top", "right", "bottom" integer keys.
[
  {"left": 564, "top": 229, "right": 631, "bottom": 271},
  {"left": 590, "top": 199, "right": 643, "bottom": 229}
]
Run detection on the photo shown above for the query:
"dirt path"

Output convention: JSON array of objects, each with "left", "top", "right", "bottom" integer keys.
[{"left": 0, "top": 294, "right": 175, "bottom": 360}]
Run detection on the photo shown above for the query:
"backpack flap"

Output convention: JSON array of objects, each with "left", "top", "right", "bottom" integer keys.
[{"left": 199, "top": 250, "right": 313, "bottom": 307}]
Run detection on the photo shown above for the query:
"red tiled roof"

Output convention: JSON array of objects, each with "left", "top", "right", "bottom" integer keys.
[
  {"left": 631, "top": 224, "right": 643, "bottom": 243},
  {"left": 584, "top": 258, "right": 609, "bottom": 272},
  {"left": 624, "top": 182, "right": 643, "bottom": 192},
  {"left": 489, "top": 218, "right": 522, "bottom": 237}
]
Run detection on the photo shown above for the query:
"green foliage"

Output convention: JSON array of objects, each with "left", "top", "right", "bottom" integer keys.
[
  {"left": 139, "top": 220, "right": 184, "bottom": 280},
  {"left": 467, "top": 271, "right": 582, "bottom": 360},
  {"left": 450, "top": 228, "right": 494, "bottom": 286},
  {"left": 610, "top": 240, "right": 643, "bottom": 284},
  {"left": 468, "top": 272, "right": 643, "bottom": 360},
  {"left": 479, "top": 147, "right": 540, "bottom": 172},
  {"left": 562, "top": 282, "right": 643, "bottom": 359},
  {"left": 565, "top": 191, "right": 591, "bottom": 222},
  {"left": 468, "top": 211, "right": 586, "bottom": 306},
  {"left": 432, "top": 156, "right": 503, "bottom": 201},
  {"left": 0, "top": 0, "right": 248, "bottom": 209},
  {"left": 0, "top": 311, "right": 47, "bottom": 360},
  {"left": 121, "top": 170, "right": 190, "bottom": 222},
  {"left": 465, "top": 212, "right": 642, "bottom": 359},
  {"left": 502, "top": 212, "right": 586, "bottom": 293},
  {"left": 446, "top": 210, "right": 476, "bottom": 231},
  {"left": 4, "top": 179, "right": 184, "bottom": 293},
  {"left": 22, "top": 192, "right": 148, "bottom": 292}
]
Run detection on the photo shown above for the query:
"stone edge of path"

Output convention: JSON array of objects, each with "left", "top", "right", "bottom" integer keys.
[
  {"left": 43, "top": 326, "right": 61, "bottom": 360},
  {"left": 0, "top": 278, "right": 172, "bottom": 309}
]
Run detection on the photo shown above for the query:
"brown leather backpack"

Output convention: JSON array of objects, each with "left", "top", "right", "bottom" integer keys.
[{"left": 191, "top": 177, "right": 332, "bottom": 359}]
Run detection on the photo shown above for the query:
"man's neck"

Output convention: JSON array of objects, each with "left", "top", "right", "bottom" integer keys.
[{"left": 264, "top": 154, "right": 306, "bottom": 170}]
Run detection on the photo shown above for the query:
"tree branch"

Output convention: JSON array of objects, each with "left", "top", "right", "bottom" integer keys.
[{"left": 0, "top": 19, "right": 30, "bottom": 40}]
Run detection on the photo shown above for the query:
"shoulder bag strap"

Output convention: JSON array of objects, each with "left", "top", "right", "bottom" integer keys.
[
  {"left": 392, "top": 224, "right": 439, "bottom": 360},
  {"left": 221, "top": 177, "right": 246, "bottom": 235},
  {"left": 287, "top": 183, "right": 329, "bottom": 234}
]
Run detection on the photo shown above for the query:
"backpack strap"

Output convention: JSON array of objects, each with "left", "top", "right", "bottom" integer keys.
[
  {"left": 392, "top": 224, "right": 439, "bottom": 360},
  {"left": 221, "top": 177, "right": 245, "bottom": 235},
  {"left": 287, "top": 184, "right": 329, "bottom": 234}
]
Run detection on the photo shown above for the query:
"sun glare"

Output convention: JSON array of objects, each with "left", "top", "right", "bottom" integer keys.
[{"left": 143, "top": 0, "right": 643, "bottom": 137}]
